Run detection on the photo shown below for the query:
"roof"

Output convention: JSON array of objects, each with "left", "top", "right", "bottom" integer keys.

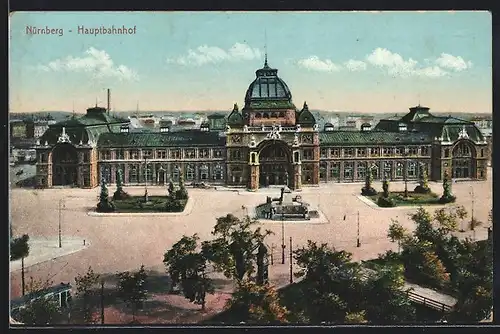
[
  {"left": 296, "top": 102, "right": 316, "bottom": 126},
  {"left": 11, "top": 283, "right": 71, "bottom": 310},
  {"left": 97, "top": 130, "right": 226, "bottom": 148},
  {"left": 319, "top": 130, "right": 433, "bottom": 145},
  {"left": 245, "top": 100, "right": 296, "bottom": 110}
]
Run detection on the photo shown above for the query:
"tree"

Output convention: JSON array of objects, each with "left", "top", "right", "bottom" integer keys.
[
  {"left": 420, "top": 248, "right": 451, "bottom": 288},
  {"left": 74, "top": 267, "right": 100, "bottom": 324},
  {"left": 10, "top": 234, "right": 30, "bottom": 261},
  {"left": 116, "top": 265, "right": 148, "bottom": 321},
  {"left": 202, "top": 214, "right": 272, "bottom": 282},
  {"left": 387, "top": 220, "right": 407, "bottom": 252},
  {"left": 16, "top": 278, "right": 63, "bottom": 325},
  {"left": 97, "top": 179, "right": 114, "bottom": 212},
  {"left": 163, "top": 234, "right": 214, "bottom": 310},
  {"left": 344, "top": 310, "right": 368, "bottom": 324},
  {"left": 382, "top": 179, "right": 390, "bottom": 198},
  {"left": 225, "top": 280, "right": 289, "bottom": 324},
  {"left": 361, "top": 166, "right": 376, "bottom": 196},
  {"left": 176, "top": 174, "right": 189, "bottom": 200},
  {"left": 455, "top": 205, "right": 468, "bottom": 232},
  {"left": 433, "top": 208, "right": 458, "bottom": 235}
]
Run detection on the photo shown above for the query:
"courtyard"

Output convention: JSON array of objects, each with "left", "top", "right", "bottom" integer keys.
[{"left": 9, "top": 169, "right": 492, "bottom": 321}]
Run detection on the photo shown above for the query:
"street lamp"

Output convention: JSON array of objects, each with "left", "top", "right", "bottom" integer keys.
[
  {"left": 470, "top": 186, "right": 475, "bottom": 230},
  {"left": 356, "top": 211, "right": 361, "bottom": 248},
  {"left": 404, "top": 148, "right": 409, "bottom": 198},
  {"left": 144, "top": 157, "right": 149, "bottom": 202},
  {"left": 281, "top": 213, "right": 286, "bottom": 264},
  {"left": 58, "top": 198, "right": 65, "bottom": 248}
]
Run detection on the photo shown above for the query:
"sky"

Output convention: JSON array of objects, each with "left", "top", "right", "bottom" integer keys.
[{"left": 9, "top": 11, "right": 492, "bottom": 114}]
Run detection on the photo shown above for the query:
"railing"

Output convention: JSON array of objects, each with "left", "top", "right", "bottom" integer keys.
[
  {"left": 406, "top": 290, "right": 453, "bottom": 313},
  {"left": 246, "top": 126, "right": 299, "bottom": 132}
]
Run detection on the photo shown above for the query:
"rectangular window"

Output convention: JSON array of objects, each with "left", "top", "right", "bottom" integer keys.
[
  {"left": 39, "top": 152, "right": 47, "bottom": 163},
  {"left": 394, "top": 147, "right": 404, "bottom": 156},
  {"left": 170, "top": 149, "right": 181, "bottom": 159},
  {"left": 396, "top": 162, "right": 404, "bottom": 178},
  {"left": 421, "top": 146, "right": 429, "bottom": 156},
  {"left": 408, "top": 162, "right": 417, "bottom": 178},
  {"left": 100, "top": 150, "right": 111, "bottom": 160},
  {"left": 344, "top": 162, "right": 354, "bottom": 179},
  {"left": 383, "top": 161, "right": 392, "bottom": 179},
  {"left": 356, "top": 162, "right": 366, "bottom": 179},
  {"left": 303, "top": 149, "right": 314, "bottom": 160},
  {"left": 356, "top": 148, "right": 366, "bottom": 157},
  {"left": 330, "top": 162, "right": 340, "bottom": 179},
  {"left": 142, "top": 149, "right": 153, "bottom": 159},
  {"left": 186, "top": 165, "right": 195, "bottom": 181},
  {"left": 115, "top": 149, "right": 124, "bottom": 160},
  {"left": 370, "top": 148, "right": 380, "bottom": 157},
  {"left": 320, "top": 148, "right": 328, "bottom": 158},
  {"left": 344, "top": 148, "right": 354, "bottom": 158},
  {"left": 213, "top": 149, "right": 223, "bottom": 158},
  {"left": 231, "top": 150, "right": 242, "bottom": 160},
  {"left": 129, "top": 150, "right": 140, "bottom": 160},
  {"left": 185, "top": 149, "right": 196, "bottom": 159},
  {"left": 383, "top": 147, "right": 392, "bottom": 156},
  {"left": 128, "top": 165, "right": 138, "bottom": 183},
  {"left": 330, "top": 148, "right": 340, "bottom": 158},
  {"left": 199, "top": 149, "right": 209, "bottom": 158},
  {"left": 408, "top": 147, "right": 418, "bottom": 156},
  {"left": 481, "top": 149, "right": 484, "bottom": 157},
  {"left": 143, "top": 163, "right": 153, "bottom": 182},
  {"left": 157, "top": 150, "right": 167, "bottom": 159}
]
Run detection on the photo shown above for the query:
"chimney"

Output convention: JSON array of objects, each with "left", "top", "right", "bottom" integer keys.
[{"left": 107, "top": 89, "right": 111, "bottom": 114}]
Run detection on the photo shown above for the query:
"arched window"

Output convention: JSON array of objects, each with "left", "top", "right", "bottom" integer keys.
[
  {"left": 200, "top": 164, "right": 209, "bottom": 181},
  {"left": 356, "top": 162, "right": 366, "bottom": 180},
  {"left": 186, "top": 164, "right": 195, "bottom": 181},
  {"left": 172, "top": 165, "right": 180, "bottom": 182},
  {"left": 128, "top": 165, "right": 138, "bottom": 183},
  {"left": 453, "top": 142, "right": 472, "bottom": 157},
  {"left": 214, "top": 164, "right": 224, "bottom": 180}
]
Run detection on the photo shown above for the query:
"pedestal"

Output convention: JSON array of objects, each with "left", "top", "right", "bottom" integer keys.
[{"left": 249, "top": 164, "right": 260, "bottom": 191}]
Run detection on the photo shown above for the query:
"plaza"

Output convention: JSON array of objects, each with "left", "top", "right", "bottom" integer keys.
[{"left": 10, "top": 168, "right": 492, "bottom": 306}]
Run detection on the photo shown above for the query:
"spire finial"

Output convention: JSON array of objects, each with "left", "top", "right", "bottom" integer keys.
[
  {"left": 264, "top": 29, "right": 268, "bottom": 67},
  {"left": 95, "top": 97, "right": 98, "bottom": 107},
  {"left": 418, "top": 93, "right": 421, "bottom": 107}
]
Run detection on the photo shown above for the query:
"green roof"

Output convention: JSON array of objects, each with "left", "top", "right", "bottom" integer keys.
[
  {"left": 97, "top": 131, "right": 226, "bottom": 148},
  {"left": 40, "top": 124, "right": 114, "bottom": 145},
  {"left": 296, "top": 102, "right": 316, "bottom": 125},
  {"left": 319, "top": 131, "right": 433, "bottom": 145}
]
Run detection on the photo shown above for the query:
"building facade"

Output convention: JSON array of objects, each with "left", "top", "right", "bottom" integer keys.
[{"left": 34, "top": 60, "right": 489, "bottom": 189}]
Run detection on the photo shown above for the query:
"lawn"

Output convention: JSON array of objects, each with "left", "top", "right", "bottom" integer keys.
[
  {"left": 111, "top": 196, "right": 187, "bottom": 213},
  {"left": 367, "top": 191, "right": 441, "bottom": 207}
]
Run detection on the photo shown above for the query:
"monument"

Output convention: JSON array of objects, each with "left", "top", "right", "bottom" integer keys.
[{"left": 256, "top": 186, "right": 318, "bottom": 221}]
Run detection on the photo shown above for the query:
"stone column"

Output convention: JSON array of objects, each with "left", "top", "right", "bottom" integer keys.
[
  {"left": 249, "top": 164, "right": 259, "bottom": 191},
  {"left": 312, "top": 162, "right": 319, "bottom": 184}
]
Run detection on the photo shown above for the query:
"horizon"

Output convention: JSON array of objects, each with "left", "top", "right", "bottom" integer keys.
[{"left": 10, "top": 11, "right": 492, "bottom": 114}]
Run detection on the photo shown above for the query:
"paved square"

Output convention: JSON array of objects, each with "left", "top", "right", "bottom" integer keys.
[{"left": 10, "top": 168, "right": 492, "bottom": 302}]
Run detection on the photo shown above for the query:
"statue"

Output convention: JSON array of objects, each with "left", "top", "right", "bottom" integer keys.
[
  {"left": 293, "top": 134, "right": 299, "bottom": 146},
  {"left": 97, "top": 178, "right": 115, "bottom": 212},
  {"left": 361, "top": 166, "right": 377, "bottom": 196},
  {"left": 439, "top": 170, "right": 456, "bottom": 203},
  {"left": 414, "top": 164, "right": 431, "bottom": 194},
  {"left": 243, "top": 125, "right": 248, "bottom": 132},
  {"left": 382, "top": 179, "right": 389, "bottom": 198},
  {"left": 113, "top": 169, "right": 130, "bottom": 200},
  {"left": 377, "top": 177, "right": 396, "bottom": 207}
]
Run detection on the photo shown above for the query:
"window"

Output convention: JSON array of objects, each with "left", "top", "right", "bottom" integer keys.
[
  {"left": 481, "top": 149, "right": 484, "bottom": 157},
  {"left": 142, "top": 149, "right": 153, "bottom": 159},
  {"left": 396, "top": 162, "right": 404, "bottom": 178},
  {"left": 356, "top": 162, "right": 366, "bottom": 179},
  {"left": 383, "top": 147, "right": 393, "bottom": 156},
  {"left": 100, "top": 165, "right": 112, "bottom": 184},
  {"left": 357, "top": 148, "right": 366, "bottom": 157},
  {"left": 231, "top": 149, "right": 242, "bottom": 160},
  {"left": 330, "top": 148, "right": 340, "bottom": 158},
  {"left": 100, "top": 150, "right": 111, "bottom": 160},
  {"left": 82, "top": 166, "right": 91, "bottom": 187},
  {"left": 444, "top": 148, "right": 450, "bottom": 158},
  {"left": 170, "top": 149, "right": 181, "bottom": 159},
  {"left": 369, "top": 162, "right": 380, "bottom": 179},
  {"left": 370, "top": 148, "right": 380, "bottom": 157},
  {"left": 395, "top": 147, "right": 404, "bottom": 156},
  {"left": 421, "top": 146, "right": 429, "bottom": 156},
  {"left": 186, "top": 164, "right": 195, "bottom": 181},
  {"left": 128, "top": 165, "right": 138, "bottom": 183},
  {"left": 303, "top": 149, "right": 314, "bottom": 160},
  {"left": 330, "top": 162, "right": 340, "bottom": 179},
  {"left": 157, "top": 150, "right": 167, "bottom": 159},
  {"left": 383, "top": 161, "right": 392, "bottom": 179},
  {"left": 408, "top": 147, "right": 418, "bottom": 156},
  {"left": 344, "top": 148, "right": 354, "bottom": 157},
  {"left": 143, "top": 163, "right": 153, "bottom": 182},
  {"left": 344, "top": 162, "right": 354, "bottom": 179},
  {"left": 200, "top": 164, "right": 209, "bottom": 180},
  {"left": 408, "top": 161, "right": 417, "bottom": 178},
  {"left": 214, "top": 149, "right": 223, "bottom": 158},
  {"left": 214, "top": 164, "right": 224, "bottom": 180},
  {"left": 115, "top": 149, "right": 124, "bottom": 160},
  {"left": 185, "top": 149, "right": 196, "bottom": 159},
  {"left": 320, "top": 162, "right": 327, "bottom": 180},
  {"left": 129, "top": 149, "right": 139, "bottom": 159},
  {"left": 39, "top": 152, "right": 47, "bottom": 163},
  {"left": 199, "top": 149, "right": 209, "bottom": 158},
  {"left": 320, "top": 148, "right": 328, "bottom": 158}
]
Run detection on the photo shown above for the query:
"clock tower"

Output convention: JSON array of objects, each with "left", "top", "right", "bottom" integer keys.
[{"left": 225, "top": 59, "right": 319, "bottom": 191}]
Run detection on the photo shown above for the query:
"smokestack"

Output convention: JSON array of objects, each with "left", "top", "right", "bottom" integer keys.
[{"left": 107, "top": 89, "right": 111, "bottom": 114}]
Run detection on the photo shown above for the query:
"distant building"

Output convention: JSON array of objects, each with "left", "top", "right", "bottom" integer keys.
[{"left": 34, "top": 60, "right": 489, "bottom": 189}]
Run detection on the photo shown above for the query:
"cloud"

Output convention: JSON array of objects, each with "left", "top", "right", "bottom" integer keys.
[
  {"left": 413, "top": 66, "right": 448, "bottom": 78},
  {"left": 366, "top": 47, "right": 419, "bottom": 77},
  {"left": 435, "top": 53, "right": 473, "bottom": 71},
  {"left": 167, "top": 43, "right": 262, "bottom": 66},
  {"left": 297, "top": 56, "right": 342, "bottom": 72},
  {"left": 344, "top": 59, "right": 367, "bottom": 71},
  {"left": 36, "top": 47, "right": 138, "bottom": 81}
]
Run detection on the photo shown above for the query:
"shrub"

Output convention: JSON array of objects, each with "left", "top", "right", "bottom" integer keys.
[
  {"left": 377, "top": 196, "right": 396, "bottom": 208},
  {"left": 361, "top": 187, "right": 377, "bottom": 196},
  {"left": 414, "top": 185, "right": 432, "bottom": 194},
  {"left": 438, "top": 195, "right": 456, "bottom": 204}
]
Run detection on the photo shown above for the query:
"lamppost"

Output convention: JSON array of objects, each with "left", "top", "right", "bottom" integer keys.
[
  {"left": 144, "top": 157, "right": 149, "bottom": 202},
  {"left": 404, "top": 148, "right": 409, "bottom": 198},
  {"left": 281, "top": 213, "right": 285, "bottom": 264},
  {"left": 470, "top": 185, "right": 475, "bottom": 230},
  {"left": 356, "top": 211, "right": 361, "bottom": 248},
  {"left": 58, "top": 198, "right": 65, "bottom": 248}
]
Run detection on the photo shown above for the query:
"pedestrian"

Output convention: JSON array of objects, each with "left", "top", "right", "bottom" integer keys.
[{"left": 83, "top": 239, "right": 86, "bottom": 246}]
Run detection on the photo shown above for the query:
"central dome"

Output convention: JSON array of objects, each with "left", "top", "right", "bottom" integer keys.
[{"left": 244, "top": 59, "right": 292, "bottom": 105}]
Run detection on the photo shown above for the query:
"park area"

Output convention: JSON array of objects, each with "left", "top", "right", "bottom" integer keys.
[{"left": 9, "top": 168, "right": 493, "bottom": 324}]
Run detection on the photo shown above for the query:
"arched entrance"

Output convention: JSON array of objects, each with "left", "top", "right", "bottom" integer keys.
[
  {"left": 258, "top": 141, "right": 292, "bottom": 187},
  {"left": 452, "top": 141, "right": 475, "bottom": 179},
  {"left": 52, "top": 143, "right": 78, "bottom": 186}
]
